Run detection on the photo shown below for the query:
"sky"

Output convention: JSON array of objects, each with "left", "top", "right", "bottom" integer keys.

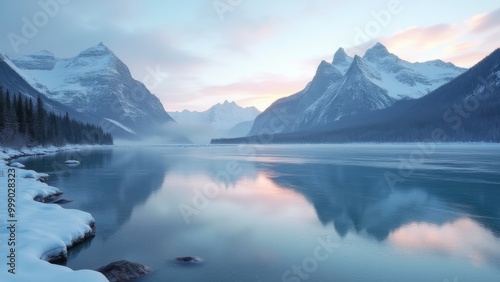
[{"left": 1, "top": 0, "right": 499, "bottom": 112}]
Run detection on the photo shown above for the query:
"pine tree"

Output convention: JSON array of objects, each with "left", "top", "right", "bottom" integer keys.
[
  {"left": 62, "top": 112, "right": 74, "bottom": 143},
  {"left": 5, "top": 90, "right": 11, "bottom": 108},
  {"left": 35, "top": 96, "right": 46, "bottom": 145},
  {"left": 0, "top": 87, "right": 4, "bottom": 131},
  {"left": 25, "top": 98, "right": 35, "bottom": 141},
  {"left": 3, "top": 90, "right": 19, "bottom": 135},
  {"left": 16, "top": 94, "right": 26, "bottom": 134},
  {"left": 1, "top": 85, "right": 113, "bottom": 147}
]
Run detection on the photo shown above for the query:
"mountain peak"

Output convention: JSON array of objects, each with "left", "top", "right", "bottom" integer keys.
[
  {"left": 364, "top": 42, "right": 391, "bottom": 60},
  {"left": 346, "top": 55, "right": 381, "bottom": 80},
  {"left": 333, "top": 48, "right": 349, "bottom": 63},
  {"left": 315, "top": 60, "right": 342, "bottom": 78},
  {"left": 372, "top": 42, "right": 388, "bottom": 51},
  {"left": 331, "top": 47, "right": 354, "bottom": 75},
  {"left": 219, "top": 100, "right": 237, "bottom": 107},
  {"left": 78, "top": 42, "right": 113, "bottom": 57},
  {"left": 350, "top": 55, "right": 364, "bottom": 66}
]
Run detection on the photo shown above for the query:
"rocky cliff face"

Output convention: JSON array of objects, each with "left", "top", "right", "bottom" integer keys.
[
  {"left": 10, "top": 43, "right": 174, "bottom": 136},
  {"left": 249, "top": 42, "right": 466, "bottom": 135}
]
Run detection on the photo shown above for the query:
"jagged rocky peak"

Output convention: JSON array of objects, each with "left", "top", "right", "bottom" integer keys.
[
  {"left": 332, "top": 47, "right": 354, "bottom": 75},
  {"left": 67, "top": 42, "right": 123, "bottom": 70},
  {"left": 78, "top": 42, "right": 113, "bottom": 57},
  {"left": 333, "top": 47, "right": 349, "bottom": 64},
  {"left": 346, "top": 55, "right": 381, "bottom": 80},
  {"left": 363, "top": 42, "right": 398, "bottom": 63},
  {"left": 315, "top": 60, "right": 342, "bottom": 78},
  {"left": 222, "top": 100, "right": 236, "bottom": 106},
  {"left": 365, "top": 42, "right": 390, "bottom": 55}
]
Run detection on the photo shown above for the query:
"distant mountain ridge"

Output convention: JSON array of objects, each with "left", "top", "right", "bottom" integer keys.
[
  {"left": 213, "top": 48, "right": 500, "bottom": 144},
  {"left": 249, "top": 42, "right": 466, "bottom": 136},
  {"left": 169, "top": 100, "right": 261, "bottom": 138},
  {"left": 9, "top": 43, "right": 174, "bottom": 137}
]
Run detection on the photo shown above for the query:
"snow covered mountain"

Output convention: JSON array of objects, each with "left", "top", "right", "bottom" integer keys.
[
  {"left": 169, "top": 100, "right": 260, "bottom": 137},
  {"left": 0, "top": 50, "right": 100, "bottom": 125},
  {"left": 214, "top": 48, "right": 500, "bottom": 144},
  {"left": 249, "top": 42, "right": 466, "bottom": 135},
  {"left": 9, "top": 43, "right": 174, "bottom": 137}
]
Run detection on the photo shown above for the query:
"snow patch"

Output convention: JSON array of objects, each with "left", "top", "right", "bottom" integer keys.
[
  {"left": 8, "top": 162, "right": 25, "bottom": 168},
  {"left": 0, "top": 147, "right": 108, "bottom": 282},
  {"left": 104, "top": 118, "right": 137, "bottom": 135}
]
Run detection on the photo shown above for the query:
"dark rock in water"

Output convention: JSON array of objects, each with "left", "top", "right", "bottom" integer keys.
[
  {"left": 53, "top": 199, "right": 73, "bottom": 204},
  {"left": 97, "top": 260, "right": 152, "bottom": 282},
  {"left": 38, "top": 176, "right": 48, "bottom": 183},
  {"left": 34, "top": 193, "right": 61, "bottom": 203},
  {"left": 174, "top": 256, "right": 203, "bottom": 264}
]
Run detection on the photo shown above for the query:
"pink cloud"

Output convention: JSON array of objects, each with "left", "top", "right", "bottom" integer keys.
[
  {"left": 382, "top": 24, "right": 460, "bottom": 53},
  {"left": 467, "top": 7, "right": 500, "bottom": 33},
  {"left": 388, "top": 218, "right": 500, "bottom": 266},
  {"left": 169, "top": 76, "right": 309, "bottom": 111}
]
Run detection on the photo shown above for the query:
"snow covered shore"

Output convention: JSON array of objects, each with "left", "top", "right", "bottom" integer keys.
[{"left": 0, "top": 146, "right": 108, "bottom": 282}]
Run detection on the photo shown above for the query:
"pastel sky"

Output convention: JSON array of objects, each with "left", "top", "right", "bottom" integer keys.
[{"left": 1, "top": 0, "right": 499, "bottom": 111}]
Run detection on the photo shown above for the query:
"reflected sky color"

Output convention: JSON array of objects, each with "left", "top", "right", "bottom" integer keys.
[
  {"left": 389, "top": 218, "right": 500, "bottom": 267},
  {"left": 17, "top": 144, "right": 500, "bottom": 281}
]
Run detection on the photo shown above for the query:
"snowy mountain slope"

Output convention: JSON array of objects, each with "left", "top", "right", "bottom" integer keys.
[
  {"left": 363, "top": 42, "right": 466, "bottom": 99},
  {"left": 169, "top": 100, "right": 260, "bottom": 131},
  {"left": 249, "top": 42, "right": 466, "bottom": 135},
  {"left": 10, "top": 43, "right": 174, "bottom": 136},
  {"left": 213, "top": 48, "right": 500, "bottom": 144},
  {"left": 0, "top": 52, "right": 106, "bottom": 129},
  {"left": 225, "top": 120, "right": 255, "bottom": 138}
]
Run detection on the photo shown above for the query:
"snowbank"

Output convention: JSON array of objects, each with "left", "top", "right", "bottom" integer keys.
[{"left": 0, "top": 146, "right": 108, "bottom": 282}]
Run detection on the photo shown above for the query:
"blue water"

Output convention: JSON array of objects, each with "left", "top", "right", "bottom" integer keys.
[{"left": 19, "top": 144, "right": 500, "bottom": 282}]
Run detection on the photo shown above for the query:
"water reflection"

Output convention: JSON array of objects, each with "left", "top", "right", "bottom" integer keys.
[
  {"left": 19, "top": 148, "right": 170, "bottom": 239},
  {"left": 19, "top": 145, "right": 500, "bottom": 281},
  {"left": 204, "top": 145, "right": 500, "bottom": 266},
  {"left": 389, "top": 218, "right": 500, "bottom": 267}
]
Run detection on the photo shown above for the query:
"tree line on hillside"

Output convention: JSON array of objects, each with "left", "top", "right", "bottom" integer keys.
[{"left": 0, "top": 86, "right": 113, "bottom": 148}]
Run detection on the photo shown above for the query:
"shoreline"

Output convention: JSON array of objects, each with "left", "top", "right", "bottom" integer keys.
[{"left": 0, "top": 145, "right": 110, "bottom": 282}]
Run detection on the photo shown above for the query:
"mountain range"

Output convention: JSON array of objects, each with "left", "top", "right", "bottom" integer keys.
[
  {"left": 249, "top": 43, "right": 466, "bottom": 136},
  {"left": 2, "top": 41, "right": 498, "bottom": 144},
  {"left": 2, "top": 43, "right": 174, "bottom": 139},
  {"left": 214, "top": 46, "right": 500, "bottom": 144},
  {"left": 169, "top": 100, "right": 261, "bottom": 138}
]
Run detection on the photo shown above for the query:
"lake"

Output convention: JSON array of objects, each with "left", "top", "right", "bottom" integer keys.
[{"left": 18, "top": 144, "right": 500, "bottom": 282}]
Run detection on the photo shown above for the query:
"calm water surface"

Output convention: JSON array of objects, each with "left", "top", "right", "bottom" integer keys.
[{"left": 19, "top": 144, "right": 500, "bottom": 282}]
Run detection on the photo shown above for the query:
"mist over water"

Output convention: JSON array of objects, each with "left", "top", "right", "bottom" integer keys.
[{"left": 19, "top": 144, "right": 500, "bottom": 282}]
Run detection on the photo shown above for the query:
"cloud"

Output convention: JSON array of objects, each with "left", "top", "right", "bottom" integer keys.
[
  {"left": 351, "top": 7, "right": 500, "bottom": 67},
  {"left": 1, "top": 0, "right": 499, "bottom": 113},
  {"left": 383, "top": 24, "right": 460, "bottom": 53},
  {"left": 161, "top": 75, "right": 309, "bottom": 112},
  {"left": 388, "top": 218, "right": 500, "bottom": 267},
  {"left": 221, "top": 17, "right": 284, "bottom": 54},
  {"left": 467, "top": 7, "right": 500, "bottom": 33}
]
